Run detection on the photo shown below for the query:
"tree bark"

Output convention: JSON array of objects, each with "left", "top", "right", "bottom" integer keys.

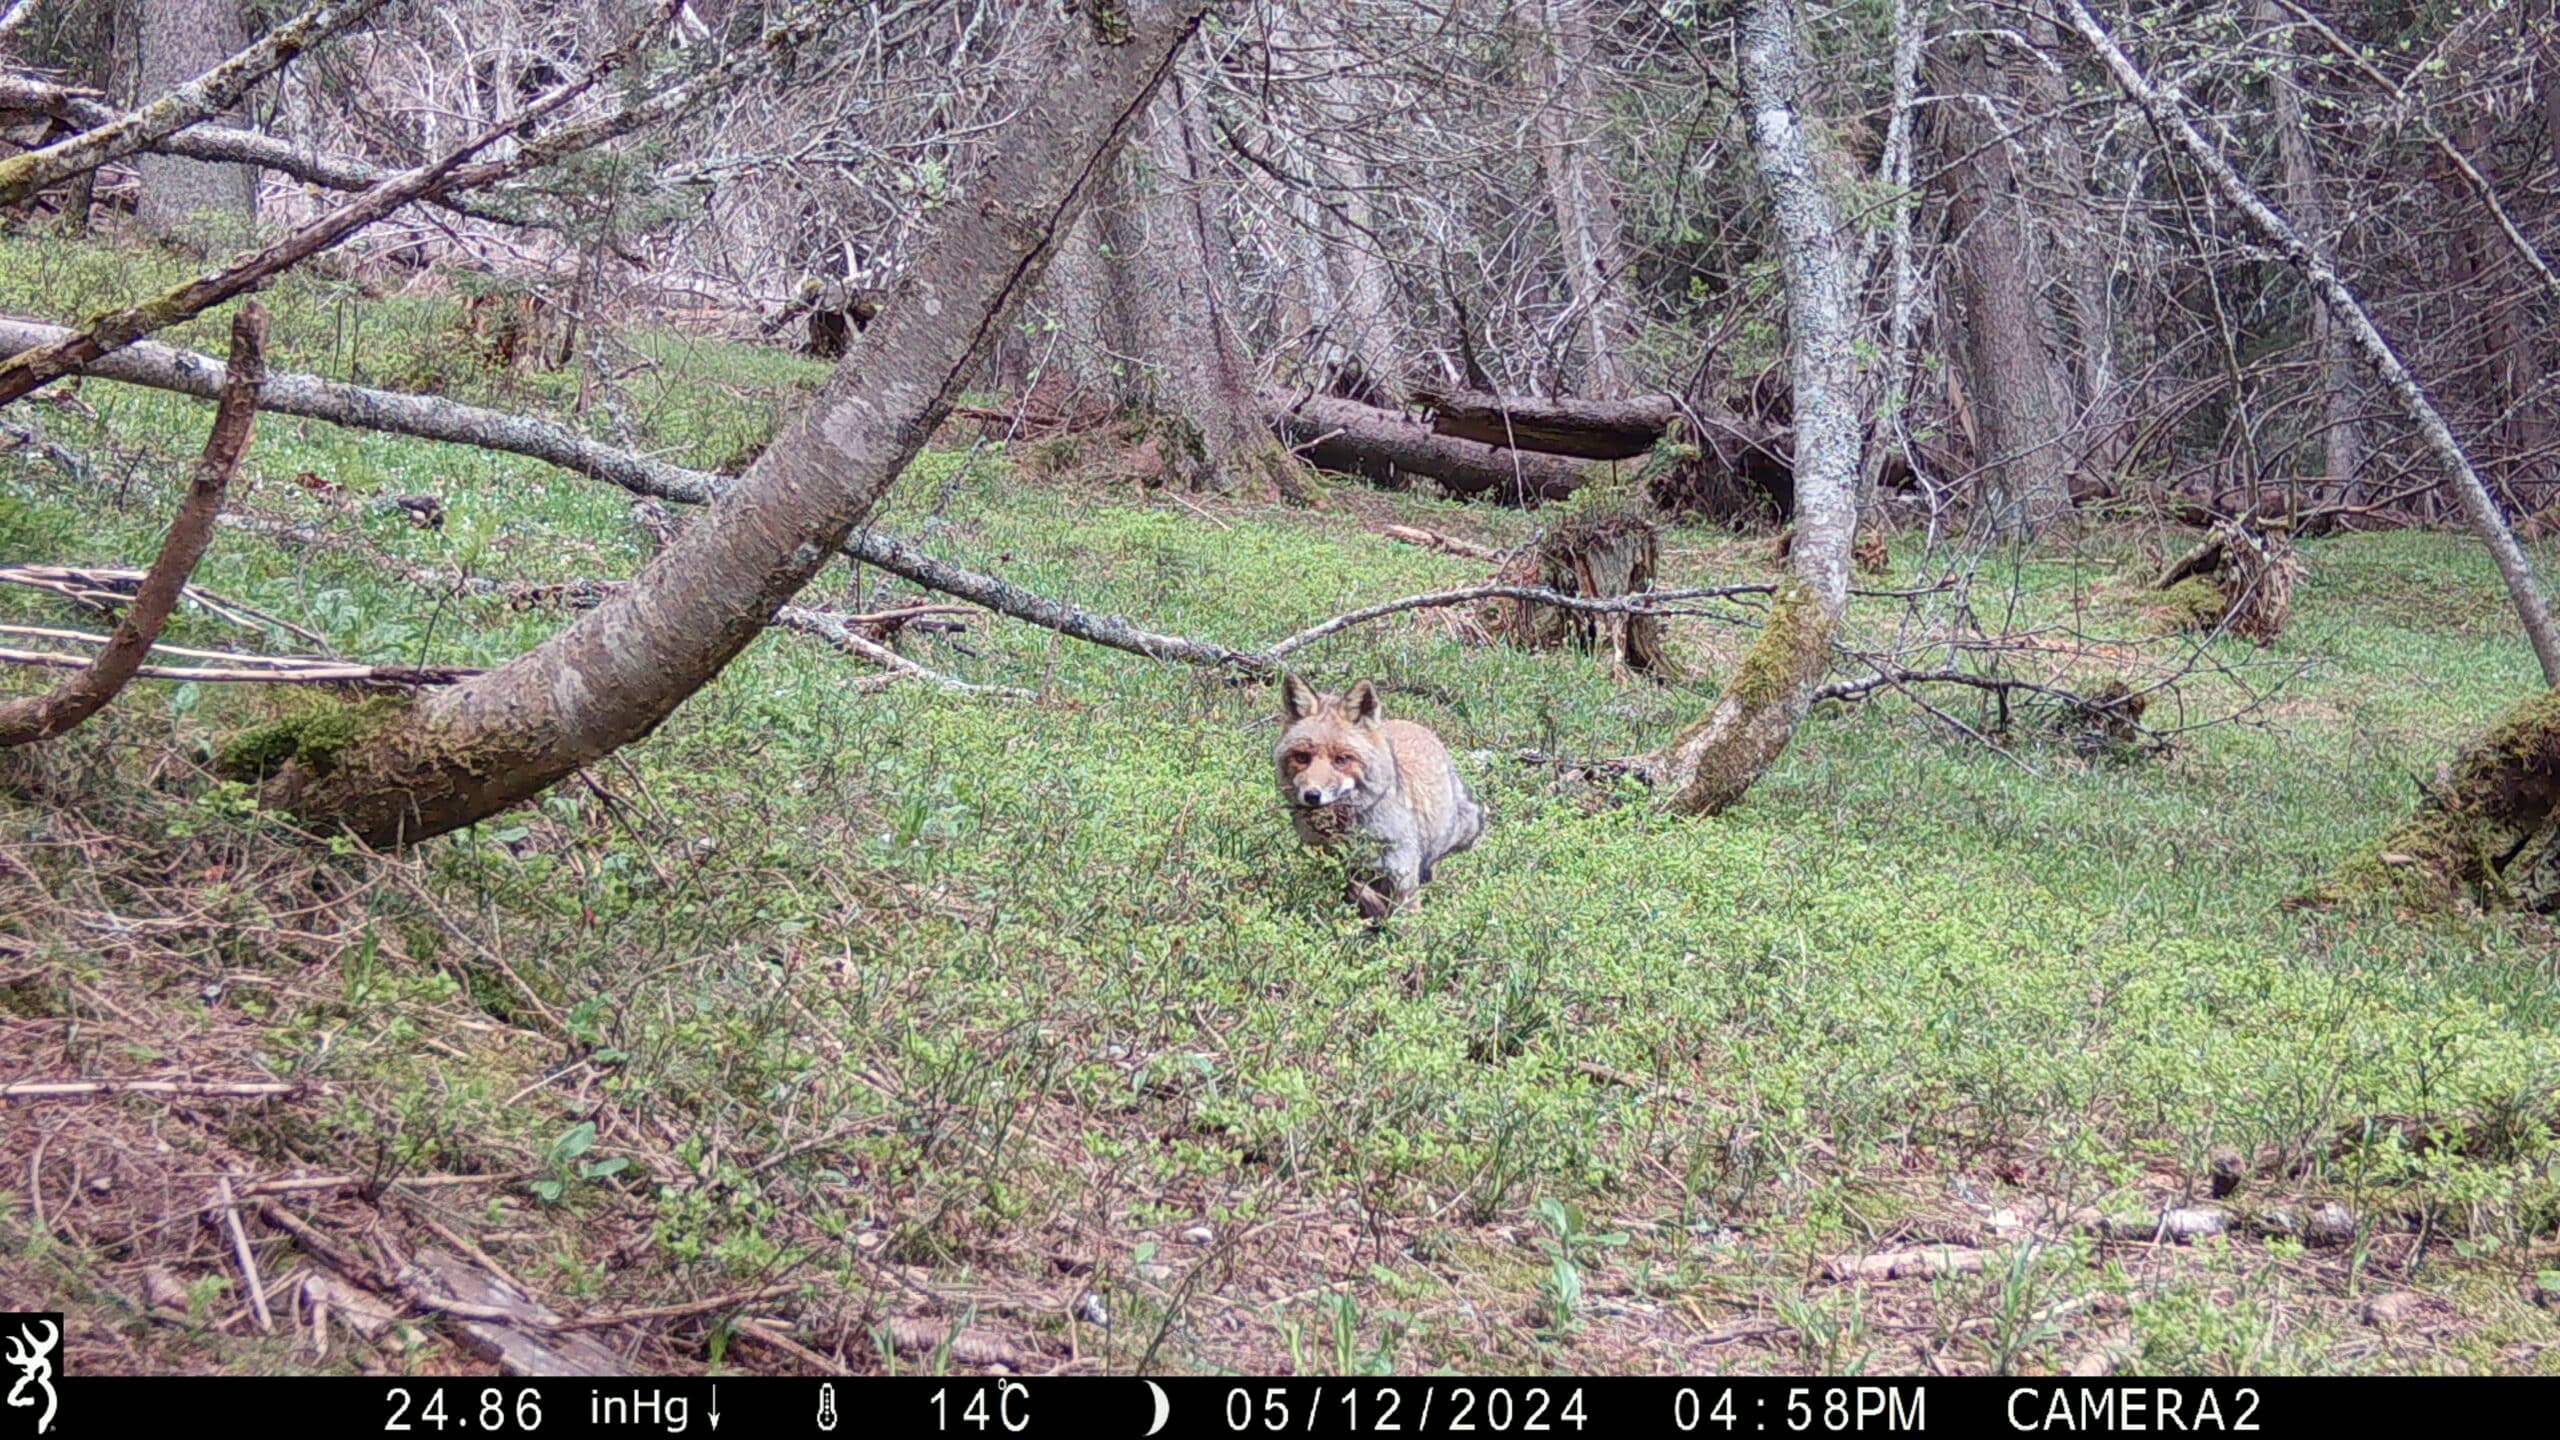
[
  {"left": 1273, "top": 6, "right": 1406, "bottom": 403},
  {"left": 2021, "top": 5, "right": 2127, "bottom": 489},
  {"left": 1265, "top": 390, "right": 1596, "bottom": 502},
  {"left": 1132, "top": 68, "right": 1298, "bottom": 495},
  {"left": 1651, "top": 0, "right": 1859, "bottom": 814},
  {"left": 254, "top": 1, "right": 1212, "bottom": 846},
  {"left": 133, "top": 0, "right": 259, "bottom": 243},
  {"left": 1033, "top": 62, "right": 1300, "bottom": 498},
  {"left": 1519, "top": 0, "right": 1639, "bottom": 398},
  {"left": 2256, "top": 0, "right": 2363, "bottom": 508},
  {"left": 0, "top": 304, "right": 264, "bottom": 745},
  {"left": 2060, "top": 0, "right": 2560, "bottom": 687},
  {"left": 1412, "top": 384, "right": 1676, "bottom": 459},
  {"left": 1928, "top": 30, "right": 2075, "bottom": 535}
]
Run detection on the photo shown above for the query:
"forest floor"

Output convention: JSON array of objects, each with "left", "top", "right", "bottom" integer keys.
[{"left": 1, "top": 235, "right": 2556, "bottom": 1378}]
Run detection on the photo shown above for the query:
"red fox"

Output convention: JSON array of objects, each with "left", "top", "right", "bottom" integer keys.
[{"left": 1275, "top": 675, "right": 1486, "bottom": 917}]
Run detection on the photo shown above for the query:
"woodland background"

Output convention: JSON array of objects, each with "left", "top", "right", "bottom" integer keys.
[{"left": 0, "top": 0, "right": 2554, "bottom": 1379}]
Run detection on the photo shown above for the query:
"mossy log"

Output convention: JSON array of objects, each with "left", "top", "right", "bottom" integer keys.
[{"left": 2326, "top": 688, "right": 2560, "bottom": 912}]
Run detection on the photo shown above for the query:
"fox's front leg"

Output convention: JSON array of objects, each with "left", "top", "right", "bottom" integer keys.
[{"left": 1368, "top": 844, "right": 1425, "bottom": 916}]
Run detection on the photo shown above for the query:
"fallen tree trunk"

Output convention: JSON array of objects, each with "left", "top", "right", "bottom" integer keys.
[
  {"left": 1411, "top": 384, "right": 1678, "bottom": 460},
  {"left": 0, "top": 318, "right": 1256, "bottom": 670},
  {"left": 1263, "top": 390, "right": 1597, "bottom": 503}
]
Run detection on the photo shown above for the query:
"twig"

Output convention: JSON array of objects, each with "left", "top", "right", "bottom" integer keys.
[
  {"left": 2, "top": 1078, "right": 299, "bottom": 1101},
  {"left": 0, "top": 647, "right": 474, "bottom": 686},
  {"left": 774, "top": 605, "right": 1038, "bottom": 697},
  {"left": 1261, "top": 582, "right": 1774, "bottom": 662},
  {"left": 213, "top": 1177, "right": 276, "bottom": 1334},
  {"left": 0, "top": 563, "right": 330, "bottom": 647},
  {"left": 733, "top": 1317, "right": 848, "bottom": 1375},
  {"left": 554, "top": 1282, "right": 804, "bottom": 1331},
  {"left": 255, "top": 1201, "right": 382, "bottom": 1288}
]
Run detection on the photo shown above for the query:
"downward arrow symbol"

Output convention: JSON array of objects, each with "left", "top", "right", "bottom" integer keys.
[{"left": 708, "top": 1383, "right": 721, "bottom": 1431}]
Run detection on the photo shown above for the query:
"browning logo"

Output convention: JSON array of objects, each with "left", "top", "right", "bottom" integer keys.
[{"left": 1, "top": 1315, "right": 56, "bottom": 1436}]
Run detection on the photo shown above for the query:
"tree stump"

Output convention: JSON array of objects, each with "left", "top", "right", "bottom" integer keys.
[
  {"left": 2153, "top": 520, "right": 2301, "bottom": 642},
  {"left": 1493, "top": 489, "right": 1676, "bottom": 677}
]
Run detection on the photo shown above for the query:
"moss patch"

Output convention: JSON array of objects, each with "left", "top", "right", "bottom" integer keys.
[
  {"left": 2155, "top": 575, "right": 2230, "bottom": 631},
  {"left": 1727, "top": 577, "right": 1832, "bottom": 707},
  {"left": 2319, "top": 687, "right": 2560, "bottom": 911},
  {"left": 217, "top": 697, "right": 410, "bottom": 783}
]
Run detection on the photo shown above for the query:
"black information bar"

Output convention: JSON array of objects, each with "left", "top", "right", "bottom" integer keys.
[{"left": 44, "top": 1374, "right": 2533, "bottom": 1437}]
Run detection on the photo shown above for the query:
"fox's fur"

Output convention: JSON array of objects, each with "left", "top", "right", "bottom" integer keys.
[{"left": 1274, "top": 674, "right": 1486, "bottom": 916}]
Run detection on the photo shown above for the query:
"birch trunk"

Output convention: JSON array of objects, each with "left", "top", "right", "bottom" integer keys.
[{"left": 1653, "top": 0, "right": 1859, "bottom": 814}]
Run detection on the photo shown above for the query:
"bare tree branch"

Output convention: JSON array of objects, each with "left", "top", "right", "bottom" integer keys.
[
  {"left": 2060, "top": 0, "right": 2560, "bottom": 686},
  {"left": 0, "top": 303, "right": 266, "bottom": 745},
  {"left": 0, "top": 0, "right": 389, "bottom": 208}
]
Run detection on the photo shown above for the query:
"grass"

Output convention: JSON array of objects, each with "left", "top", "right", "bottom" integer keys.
[{"left": 0, "top": 230, "right": 2555, "bottom": 1377}]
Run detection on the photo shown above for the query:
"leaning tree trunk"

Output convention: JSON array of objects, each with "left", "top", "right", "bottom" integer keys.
[
  {"left": 2061, "top": 0, "right": 2560, "bottom": 686},
  {"left": 1651, "top": 0, "right": 1859, "bottom": 815},
  {"left": 134, "top": 0, "right": 259, "bottom": 246},
  {"left": 0, "top": 305, "right": 265, "bottom": 744},
  {"left": 256, "top": 2, "right": 1211, "bottom": 846},
  {"left": 1929, "top": 29, "right": 2074, "bottom": 536}
]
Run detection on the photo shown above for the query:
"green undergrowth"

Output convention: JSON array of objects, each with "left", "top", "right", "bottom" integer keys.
[{"left": 0, "top": 234, "right": 2555, "bottom": 1376}]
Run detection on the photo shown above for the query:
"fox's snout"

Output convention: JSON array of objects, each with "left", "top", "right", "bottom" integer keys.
[{"left": 1294, "top": 778, "right": 1354, "bottom": 807}]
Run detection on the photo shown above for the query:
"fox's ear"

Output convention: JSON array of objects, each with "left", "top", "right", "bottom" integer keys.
[
  {"left": 1346, "top": 680, "right": 1382, "bottom": 726},
  {"left": 1281, "top": 672, "right": 1321, "bottom": 722}
]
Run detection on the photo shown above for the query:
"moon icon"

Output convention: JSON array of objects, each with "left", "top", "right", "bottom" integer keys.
[{"left": 1144, "top": 1380, "right": 1171, "bottom": 1436}]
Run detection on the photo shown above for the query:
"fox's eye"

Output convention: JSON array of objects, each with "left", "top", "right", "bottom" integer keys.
[{"left": 1332, "top": 752, "right": 1357, "bottom": 766}]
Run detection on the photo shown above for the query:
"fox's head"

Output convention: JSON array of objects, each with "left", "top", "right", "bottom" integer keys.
[{"left": 1275, "top": 674, "right": 1389, "bottom": 808}]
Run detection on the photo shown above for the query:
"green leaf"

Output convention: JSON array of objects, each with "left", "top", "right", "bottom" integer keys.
[{"left": 550, "top": 1121, "right": 597, "bottom": 1163}]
